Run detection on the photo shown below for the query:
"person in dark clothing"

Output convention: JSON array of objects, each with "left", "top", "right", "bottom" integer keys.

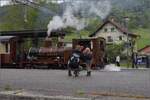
[
  {"left": 81, "top": 46, "right": 92, "bottom": 76},
  {"left": 68, "top": 45, "right": 81, "bottom": 77},
  {"left": 146, "top": 56, "right": 150, "bottom": 68}
]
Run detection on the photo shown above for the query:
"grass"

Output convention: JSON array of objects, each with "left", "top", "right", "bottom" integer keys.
[
  {"left": 64, "top": 33, "right": 78, "bottom": 42},
  {"left": 64, "top": 30, "right": 90, "bottom": 42},
  {"left": 132, "top": 28, "right": 150, "bottom": 49},
  {"left": 120, "top": 61, "right": 132, "bottom": 68}
]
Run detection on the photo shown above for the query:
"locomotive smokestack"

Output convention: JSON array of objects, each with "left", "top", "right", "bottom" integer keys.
[
  {"left": 58, "top": 36, "right": 64, "bottom": 48},
  {"left": 44, "top": 37, "right": 52, "bottom": 47}
]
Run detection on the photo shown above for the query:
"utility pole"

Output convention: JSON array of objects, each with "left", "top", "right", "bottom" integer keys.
[
  {"left": 24, "top": 5, "right": 28, "bottom": 23},
  {"left": 124, "top": 16, "right": 130, "bottom": 68}
]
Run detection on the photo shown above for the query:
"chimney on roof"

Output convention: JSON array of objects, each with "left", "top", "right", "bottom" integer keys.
[{"left": 110, "top": 16, "right": 115, "bottom": 22}]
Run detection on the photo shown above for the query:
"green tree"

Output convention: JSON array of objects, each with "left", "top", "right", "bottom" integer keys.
[{"left": 106, "top": 43, "right": 125, "bottom": 63}]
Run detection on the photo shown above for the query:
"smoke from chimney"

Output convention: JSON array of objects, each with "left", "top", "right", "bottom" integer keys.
[{"left": 47, "top": 0, "right": 111, "bottom": 36}]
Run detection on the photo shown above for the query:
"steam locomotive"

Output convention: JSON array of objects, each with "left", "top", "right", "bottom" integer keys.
[{"left": 0, "top": 35, "right": 105, "bottom": 69}]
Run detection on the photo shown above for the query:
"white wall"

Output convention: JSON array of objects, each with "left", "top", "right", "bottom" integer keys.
[{"left": 94, "top": 23, "right": 131, "bottom": 44}]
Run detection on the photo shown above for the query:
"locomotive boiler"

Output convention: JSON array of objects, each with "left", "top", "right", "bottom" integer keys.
[
  {"left": 25, "top": 37, "right": 72, "bottom": 69},
  {"left": 25, "top": 37, "right": 106, "bottom": 69}
]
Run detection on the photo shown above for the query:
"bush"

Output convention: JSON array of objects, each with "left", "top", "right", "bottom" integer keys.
[{"left": 106, "top": 43, "right": 125, "bottom": 63}]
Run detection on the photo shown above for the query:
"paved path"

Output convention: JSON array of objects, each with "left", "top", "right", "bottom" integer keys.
[{"left": 0, "top": 69, "right": 150, "bottom": 99}]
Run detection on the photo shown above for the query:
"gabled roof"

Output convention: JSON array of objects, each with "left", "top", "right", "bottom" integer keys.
[
  {"left": 138, "top": 45, "right": 150, "bottom": 54},
  {"left": 89, "top": 19, "right": 139, "bottom": 38}
]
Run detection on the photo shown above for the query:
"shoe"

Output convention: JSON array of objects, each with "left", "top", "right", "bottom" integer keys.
[
  {"left": 74, "top": 70, "right": 79, "bottom": 77},
  {"left": 87, "top": 71, "right": 91, "bottom": 76},
  {"left": 68, "top": 70, "right": 72, "bottom": 76}
]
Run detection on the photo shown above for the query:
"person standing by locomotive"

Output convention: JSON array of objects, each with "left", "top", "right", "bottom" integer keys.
[
  {"left": 116, "top": 55, "right": 120, "bottom": 66},
  {"left": 81, "top": 46, "right": 92, "bottom": 76}
]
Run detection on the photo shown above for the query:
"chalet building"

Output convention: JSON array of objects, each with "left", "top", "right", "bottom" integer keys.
[{"left": 89, "top": 18, "right": 138, "bottom": 45}]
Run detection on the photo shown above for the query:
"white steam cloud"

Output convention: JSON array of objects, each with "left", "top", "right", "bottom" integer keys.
[{"left": 47, "top": 0, "right": 111, "bottom": 36}]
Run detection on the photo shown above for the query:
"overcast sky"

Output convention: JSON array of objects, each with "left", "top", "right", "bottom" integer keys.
[{"left": 0, "top": 0, "right": 10, "bottom": 6}]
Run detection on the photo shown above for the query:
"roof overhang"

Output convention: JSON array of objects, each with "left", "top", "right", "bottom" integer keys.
[
  {"left": 0, "top": 36, "right": 16, "bottom": 42},
  {"left": 0, "top": 29, "right": 66, "bottom": 38}
]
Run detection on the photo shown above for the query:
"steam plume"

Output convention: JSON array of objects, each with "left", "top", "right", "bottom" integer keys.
[{"left": 47, "top": 0, "right": 111, "bottom": 36}]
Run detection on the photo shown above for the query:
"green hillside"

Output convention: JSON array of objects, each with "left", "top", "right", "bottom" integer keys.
[
  {"left": 132, "top": 28, "right": 150, "bottom": 49},
  {"left": 64, "top": 30, "right": 91, "bottom": 42}
]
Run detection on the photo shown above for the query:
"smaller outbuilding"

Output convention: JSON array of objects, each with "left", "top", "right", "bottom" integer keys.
[
  {"left": 0, "top": 36, "right": 17, "bottom": 65},
  {"left": 137, "top": 45, "right": 150, "bottom": 68},
  {"left": 138, "top": 45, "right": 150, "bottom": 54}
]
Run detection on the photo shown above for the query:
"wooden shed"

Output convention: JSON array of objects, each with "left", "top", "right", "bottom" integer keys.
[{"left": 0, "top": 36, "right": 17, "bottom": 65}]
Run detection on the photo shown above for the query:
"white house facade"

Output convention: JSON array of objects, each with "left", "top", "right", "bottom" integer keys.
[{"left": 89, "top": 19, "right": 138, "bottom": 45}]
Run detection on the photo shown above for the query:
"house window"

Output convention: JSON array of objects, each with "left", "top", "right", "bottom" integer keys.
[
  {"left": 5, "top": 43, "right": 9, "bottom": 53},
  {"left": 119, "top": 36, "right": 122, "bottom": 40},
  {"left": 104, "top": 28, "right": 108, "bottom": 32},
  {"left": 107, "top": 36, "right": 113, "bottom": 42},
  {"left": 111, "top": 27, "right": 115, "bottom": 32}
]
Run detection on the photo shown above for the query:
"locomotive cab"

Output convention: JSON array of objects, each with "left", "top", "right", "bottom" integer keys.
[{"left": 72, "top": 37, "right": 106, "bottom": 69}]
